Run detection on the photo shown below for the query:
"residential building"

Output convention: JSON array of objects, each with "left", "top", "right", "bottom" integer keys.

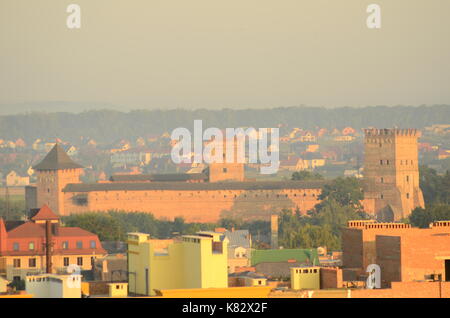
[
  {"left": 216, "top": 228, "right": 251, "bottom": 273},
  {"left": 0, "top": 205, "right": 106, "bottom": 281},
  {"left": 127, "top": 231, "right": 229, "bottom": 296},
  {"left": 5, "top": 171, "right": 30, "bottom": 187}
]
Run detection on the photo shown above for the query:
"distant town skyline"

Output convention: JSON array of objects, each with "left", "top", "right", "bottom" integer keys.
[{"left": 1, "top": 1, "right": 450, "bottom": 111}]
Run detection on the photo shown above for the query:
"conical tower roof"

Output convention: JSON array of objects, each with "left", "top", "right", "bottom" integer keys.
[
  {"left": 33, "top": 144, "right": 83, "bottom": 171},
  {"left": 30, "top": 205, "right": 60, "bottom": 221}
]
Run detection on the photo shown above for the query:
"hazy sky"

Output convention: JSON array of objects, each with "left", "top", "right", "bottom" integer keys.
[{"left": 1, "top": 0, "right": 449, "bottom": 110}]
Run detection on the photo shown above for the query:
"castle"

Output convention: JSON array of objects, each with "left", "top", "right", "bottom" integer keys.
[
  {"left": 26, "top": 144, "right": 324, "bottom": 222},
  {"left": 25, "top": 127, "right": 425, "bottom": 223},
  {"left": 362, "top": 128, "right": 425, "bottom": 221}
]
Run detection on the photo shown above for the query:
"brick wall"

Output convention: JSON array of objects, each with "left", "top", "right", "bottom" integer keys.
[
  {"left": 342, "top": 228, "right": 363, "bottom": 268},
  {"left": 63, "top": 188, "right": 322, "bottom": 222},
  {"left": 320, "top": 267, "right": 343, "bottom": 289},
  {"left": 376, "top": 235, "right": 401, "bottom": 287}
]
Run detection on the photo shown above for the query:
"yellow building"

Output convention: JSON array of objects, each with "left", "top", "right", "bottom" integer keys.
[
  {"left": 128, "top": 231, "right": 229, "bottom": 296},
  {"left": 290, "top": 266, "right": 320, "bottom": 290},
  {"left": 108, "top": 282, "right": 128, "bottom": 297}
]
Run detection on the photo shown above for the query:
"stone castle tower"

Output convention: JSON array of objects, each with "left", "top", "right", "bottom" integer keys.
[
  {"left": 33, "top": 144, "right": 84, "bottom": 215},
  {"left": 207, "top": 137, "right": 245, "bottom": 183},
  {"left": 363, "top": 128, "right": 425, "bottom": 221}
]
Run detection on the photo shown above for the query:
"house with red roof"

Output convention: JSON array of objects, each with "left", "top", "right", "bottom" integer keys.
[{"left": 0, "top": 205, "right": 106, "bottom": 282}]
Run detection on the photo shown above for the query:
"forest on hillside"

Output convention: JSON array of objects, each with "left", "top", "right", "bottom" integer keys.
[{"left": 0, "top": 105, "right": 448, "bottom": 144}]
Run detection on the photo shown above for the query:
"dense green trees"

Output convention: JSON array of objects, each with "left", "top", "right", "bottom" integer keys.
[
  {"left": 419, "top": 166, "right": 450, "bottom": 205},
  {"left": 317, "top": 177, "right": 364, "bottom": 210},
  {"left": 409, "top": 205, "right": 450, "bottom": 228},
  {"left": 279, "top": 177, "right": 368, "bottom": 250},
  {"left": 0, "top": 198, "right": 26, "bottom": 220},
  {"left": 62, "top": 211, "right": 217, "bottom": 241},
  {"left": 409, "top": 166, "right": 450, "bottom": 227},
  {"left": 291, "top": 171, "right": 323, "bottom": 181}
]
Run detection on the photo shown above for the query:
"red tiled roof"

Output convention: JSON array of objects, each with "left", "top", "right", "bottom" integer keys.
[
  {"left": 58, "top": 227, "right": 98, "bottom": 237},
  {"left": 7, "top": 222, "right": 45, "bottom": 238},
  {"left": 31, "top": 205, "right": 60, "bottom": 221}
]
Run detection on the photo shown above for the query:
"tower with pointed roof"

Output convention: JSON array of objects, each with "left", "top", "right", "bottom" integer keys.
[{"left": 33, "top": 144, "right": 84, "bottom": 216}]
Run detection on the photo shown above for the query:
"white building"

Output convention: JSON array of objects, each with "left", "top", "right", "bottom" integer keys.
[
  {"left": 25, "top": 274, "right": 82, "bottom": 298},
  {"left": 110, "top": 150, "right": 151, "bottom": 166}
]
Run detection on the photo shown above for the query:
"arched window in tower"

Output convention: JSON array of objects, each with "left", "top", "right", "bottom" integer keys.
[
  {"left": 406, "top": 193, "right": 410, "bottom": 199},
  {"left": 380, "top": 160, "right": 383, "bottom": 165},
  {"left": 406, "top": 176, "right": 409, "bottom": 182},
  {"left": 386, "top": 160, "right": 390, "bottom": 165},
  {"left": 381, "top": 177, "right": 384, "bottom": 183}
]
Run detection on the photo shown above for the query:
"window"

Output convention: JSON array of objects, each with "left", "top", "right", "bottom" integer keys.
[
  {"left": 406, "top": 193, "right": 410, "bottom": 199},
  {"left": 380, "top": 177, "right": 384, "bottom": 183},
  {"left": 13, "top": 242, "right": 19, "bottom": 251},
  {"left": 386, "top": 160, "right": 390, "bottom": 165},
  {"left": 77, "top": 257, "right": 83, "bottom": 266},
  {"left": 13, "top": 259, "right": 21, "bottom": 268},
  {"left": 29, "top": 258, "right": 36, "bottom": 268},
  {"left": 76, "top": 241, "right": 83, "bottom": 249},
  {"left": 223, "top": 168, "right": 228, "bottom": 173},
  {"left": 64, "top": 257, "right": 70, "bottom": 267},
  {"left": 62, "top": 241, "right": 69, "bottom": 249},
  {"left": 406, "top": 176, "right": 409, "bottom": 182},
  {"left": 381, "top": 194, "right": 384, "bottom": 199},
  {"left": 90, "top": 240, "right": 96, "bottom": 249},
  {"left": 380, "top": 160, "right": 383, "bottom": 165},
  {"left": 28, "top": 242, "right": 35, "bottom": 251},
  {"left": 303, "top": 269, "right": 308, "bottom": 273}
]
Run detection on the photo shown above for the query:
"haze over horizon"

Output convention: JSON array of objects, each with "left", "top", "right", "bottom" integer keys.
[{"left": 1, "top": 0, "right": 450, "bottom": 112}]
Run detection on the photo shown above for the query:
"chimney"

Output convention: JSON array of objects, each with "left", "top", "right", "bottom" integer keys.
[
  {"left": 52, "top": 222, "right": 60, "bottom": 236},
  {"left": 45, "top": 220, "right": 53, "bottom": 274}
]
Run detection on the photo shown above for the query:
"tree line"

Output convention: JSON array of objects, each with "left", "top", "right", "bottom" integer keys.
[{"left": 0, "top": 105, "right": 449, "bottom": 144}]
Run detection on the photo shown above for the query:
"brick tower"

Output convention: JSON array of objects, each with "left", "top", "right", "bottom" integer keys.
[
  {"left": 363, "top": 128, "right": 425, "bottom": 221},
  {"left": 208, "top": 137, "right": 245, "bottom": 183},
  {"left": 33, "top": 144, "right": 84, "bottom": 215}
]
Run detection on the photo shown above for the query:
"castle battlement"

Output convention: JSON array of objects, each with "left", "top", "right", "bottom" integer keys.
[
  {"left": 347, "top": 221, "right": 412, "bottom": 230},
  {"left": 364, "top": 128, "right": 421, "bottom": 138},
  {"left": 430, "top": 221, "right": 450, "bottom": 228},
  {"left": 347, "top": 220, "right": 377, "bottom": 229}
]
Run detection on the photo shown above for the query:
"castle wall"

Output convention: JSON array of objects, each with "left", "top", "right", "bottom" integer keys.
[{"left": 62, "top": 188, "right": 322, "bottom": 222}]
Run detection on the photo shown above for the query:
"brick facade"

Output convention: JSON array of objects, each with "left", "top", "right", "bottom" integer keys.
[{"left": 363, "top": 128, "right": 425, "bottom": 221}]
